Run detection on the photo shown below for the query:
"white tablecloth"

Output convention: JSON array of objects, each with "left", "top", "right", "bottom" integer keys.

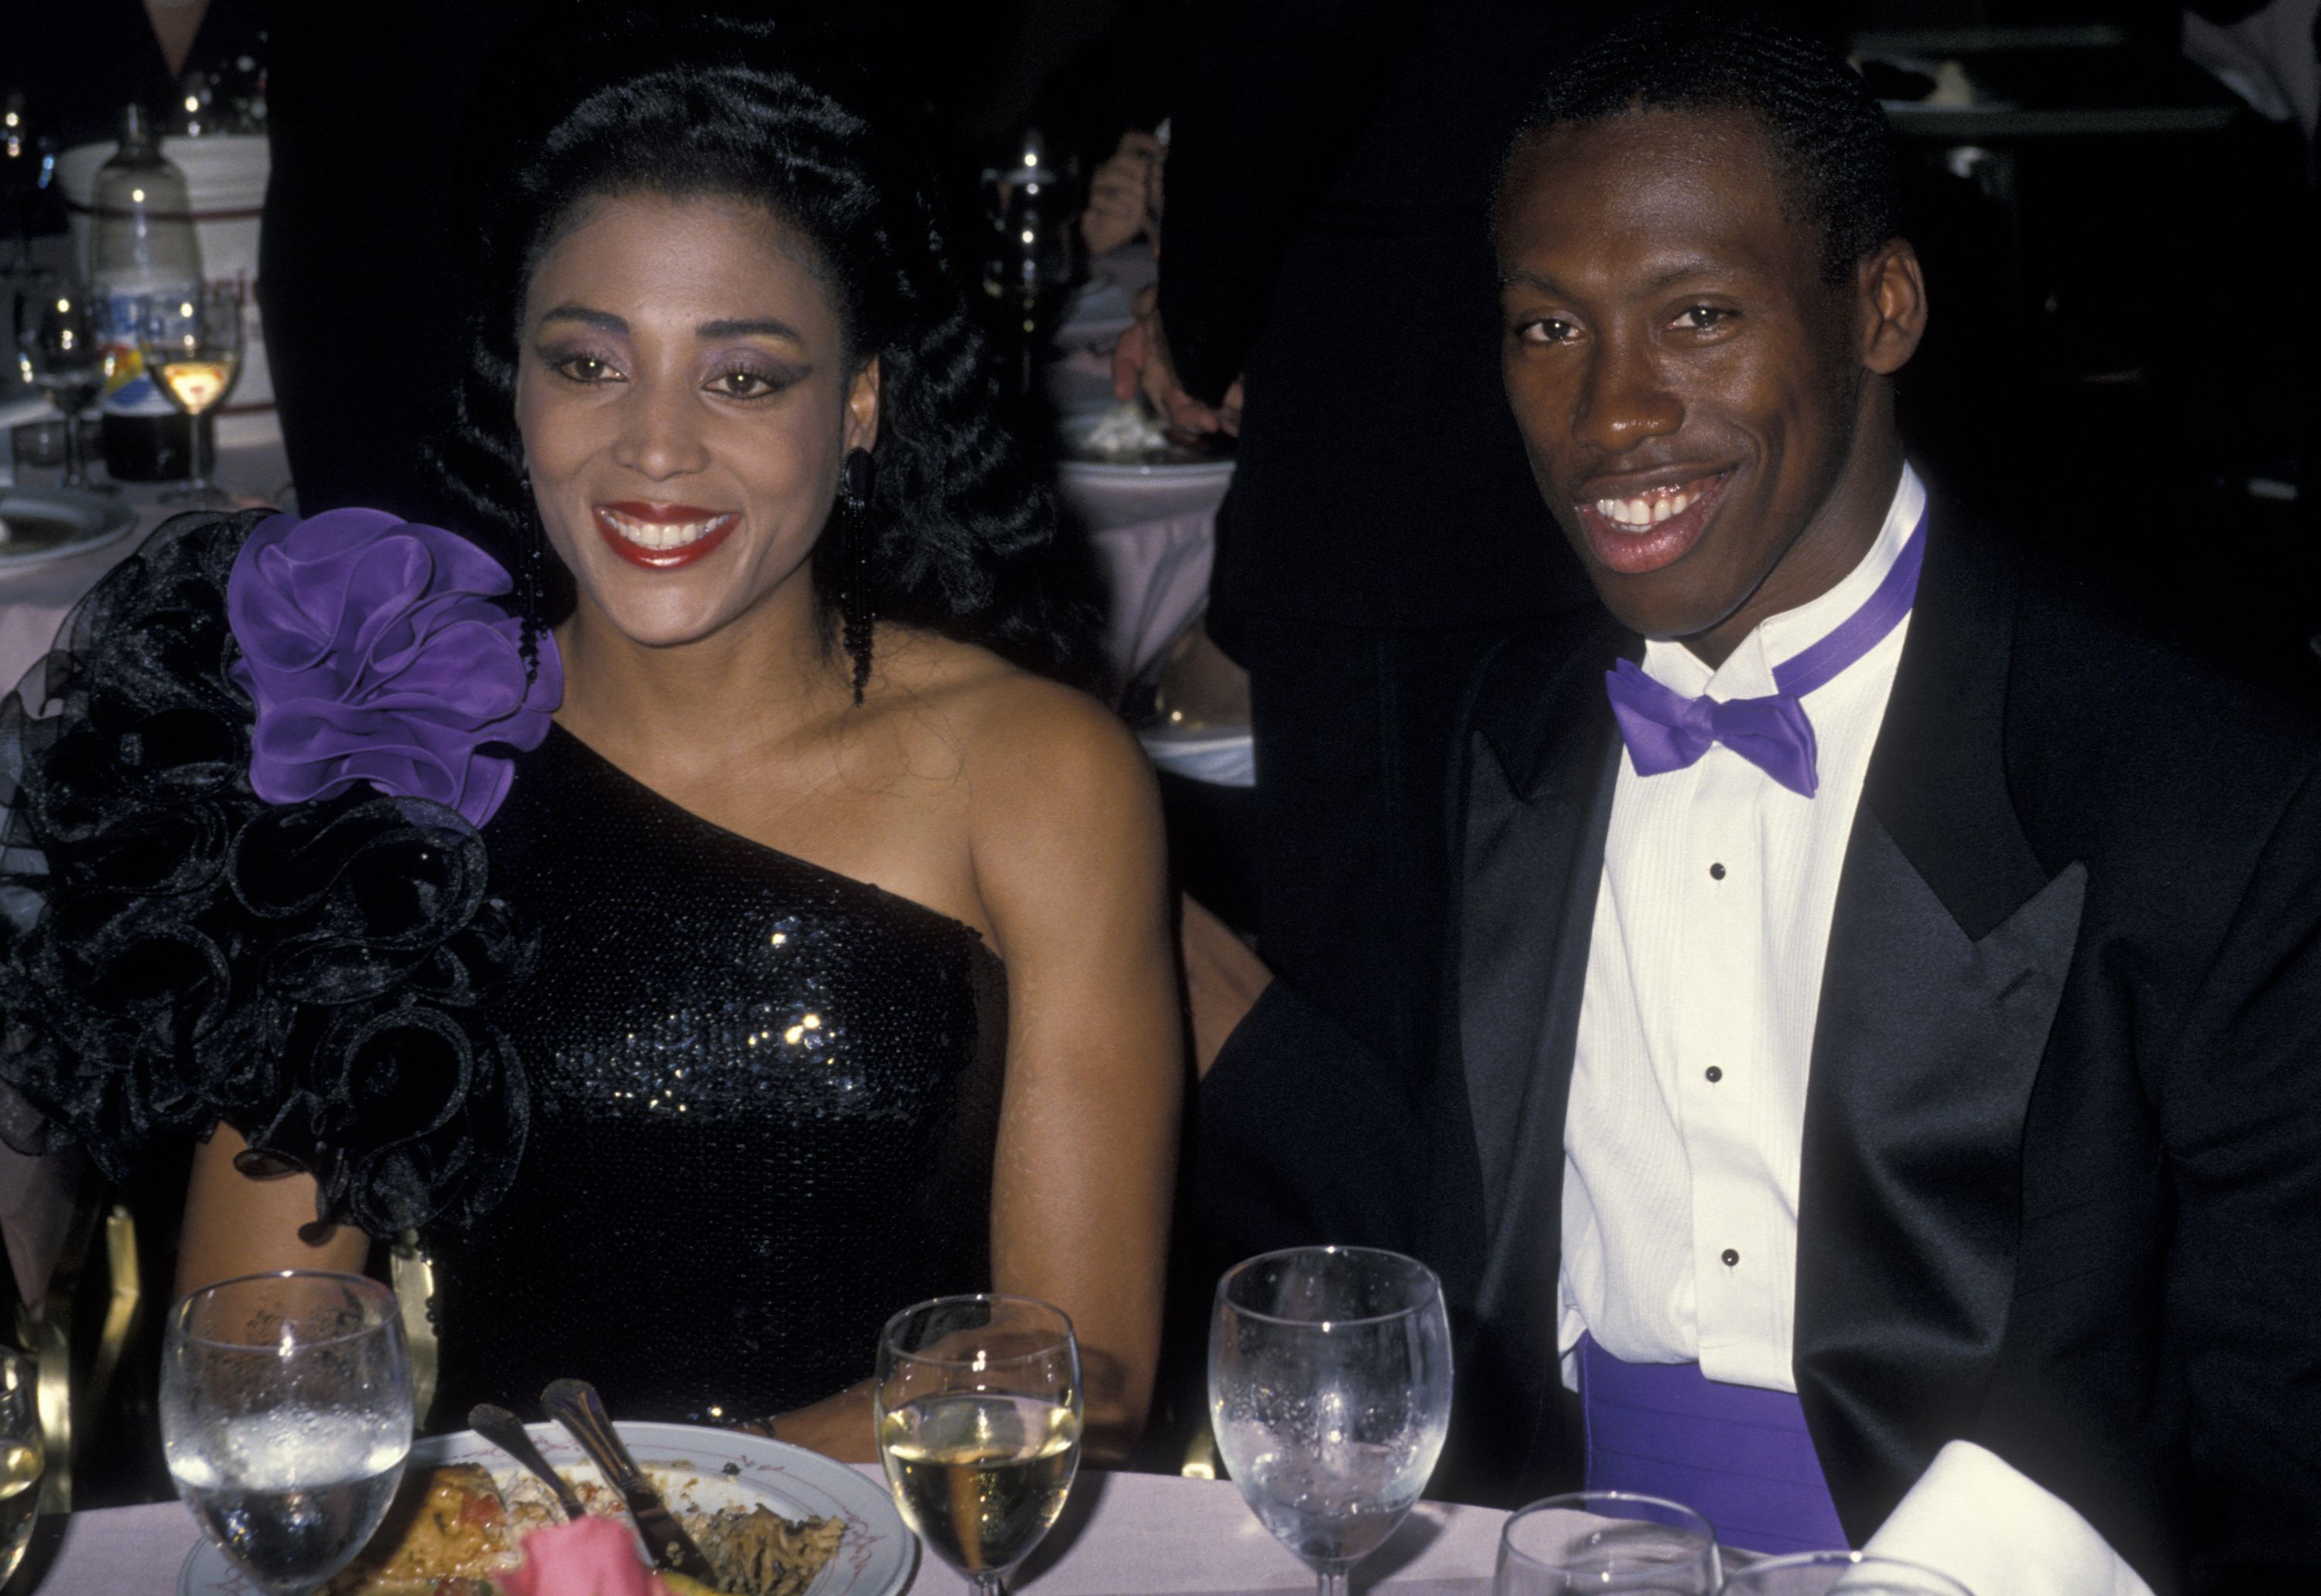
[{"left": 9, "top": 1468, "right": 1505, "bottom": 1596}]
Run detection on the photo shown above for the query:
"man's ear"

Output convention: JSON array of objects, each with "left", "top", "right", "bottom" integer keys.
[
  {"left": 846, "top": 355, "right": 881, "bottom": 451},
  {"left": 1859, "top": 238, "right": 1929, "bottom": 377}
]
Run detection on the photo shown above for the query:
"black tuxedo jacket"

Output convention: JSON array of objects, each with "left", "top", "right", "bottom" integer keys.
[{"left": 1198, "top": 502, "right": 2321, "bottom": 1594}]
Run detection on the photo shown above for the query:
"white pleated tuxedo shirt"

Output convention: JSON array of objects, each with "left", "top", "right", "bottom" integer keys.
[{"left": 1554, "top": 465, "right": 2151, "bottom": 1596}]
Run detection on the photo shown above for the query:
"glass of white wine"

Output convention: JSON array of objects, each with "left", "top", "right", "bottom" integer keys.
[
  {"left": 161, "top": 1272, "right": 414, "bottom": 1596},
  {"left": 1209, "top": 1246, "right": 1454, "bottom": 1596},
  {"left": 0, "top": 1350, "right": 44, "bottom": 1583},
  {"left": 875, "top": 1294, "right": 1082, "bottom": 1596},
  {"left": 138, "top": 282, "right": 243, "bottom": 504}
]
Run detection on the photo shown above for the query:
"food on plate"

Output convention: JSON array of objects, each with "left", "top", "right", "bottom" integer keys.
[
  {"left": 1064, "top": 401, "right": 1232, "bottom": 467},
  {"left": 320, "top": 1463, "right": 513, "bottom": 1592},
  {"left": 693, "top": 1503, "right": 846, "bottom": 1596},
  {"left": 1077, "top": 401, "right": 1171, "bottom": 461},
  {"left": 323, "top": 1463, "right": 846, "bottom": 1596}
]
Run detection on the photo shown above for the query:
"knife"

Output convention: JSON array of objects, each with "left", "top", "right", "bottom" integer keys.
[
  {"left": 470, "top": 1402, "right": 592, "bottom": 1525},
  {"left": 540, "top": 1378, "right": 720, "bottom": 1584}
]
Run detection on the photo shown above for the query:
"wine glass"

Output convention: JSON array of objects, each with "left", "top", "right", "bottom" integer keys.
[
  {"left": 138, "top": 282, "right": 244, "bottom": 504},
  {"left": 1716, "top": 1552, "right": 1974, "bottom": 1595},
  {"left": 1208, "top": 1246, "right": 1454, "bottom": 1596},
  {"left": 160, "top": 1271, "right": 415, "bottom": 1596},
  {"left": 0, "top": 1350, "right": 44, "bottom": 1583},
  {"left": 1495, "top": 1492, "right": 1720, "bottom": 1596},
  {"left": 875, "top": 1294, "right": 1082, "bottom": 1596},
  {"left": 17, "top": 282, "right": 108, "bottom": 491}
]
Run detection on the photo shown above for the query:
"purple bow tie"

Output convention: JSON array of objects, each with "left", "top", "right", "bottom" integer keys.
[{"left": 1605, "top": 508, "right": 1926, "bottom": 798}]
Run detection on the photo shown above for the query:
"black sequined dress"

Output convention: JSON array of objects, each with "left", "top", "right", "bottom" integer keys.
[{"left": 423, "top": 723, "right": 1008, "bottom": 1429}]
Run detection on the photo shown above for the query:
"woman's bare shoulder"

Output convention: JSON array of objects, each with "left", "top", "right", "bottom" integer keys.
[
  {"left": 868, "top": 630, "right": 1156, "bottom": 868},
  {"left": 873, "top": 630, "right": 1144, "bottom": 780}
]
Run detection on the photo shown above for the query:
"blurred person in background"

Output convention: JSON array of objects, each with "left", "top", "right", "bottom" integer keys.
[{"left": 1116, "top": 0, "right": 1606, "bottom": 1094}]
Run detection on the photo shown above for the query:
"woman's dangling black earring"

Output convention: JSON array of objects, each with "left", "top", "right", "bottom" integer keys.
[
  {"left": 840, "top": 446, "right": 876, "bottom": 706},
  {"left": 517, "top": 470, "right": 545, "bottom": 689}
]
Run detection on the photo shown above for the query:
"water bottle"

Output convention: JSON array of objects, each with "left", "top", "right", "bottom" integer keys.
[{"left": 90, "top": 102, "right": 205, "bottom": 481}]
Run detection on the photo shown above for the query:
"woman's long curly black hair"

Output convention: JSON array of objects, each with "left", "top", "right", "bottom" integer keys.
[{"left": 428, "top": 2, "right": 1104, "bottom": 690}]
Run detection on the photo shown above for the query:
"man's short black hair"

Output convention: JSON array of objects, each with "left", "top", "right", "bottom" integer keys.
[{"left": 1505, "top": 5, "right": 1904, "bottom": 283}]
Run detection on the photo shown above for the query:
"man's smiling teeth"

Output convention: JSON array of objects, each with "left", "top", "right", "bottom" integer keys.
[
  {"left": 602, "top": 509, "right": 733, "bottom": 550},
  {"left": 1595, "top": 487, "right": 1697, "bottom": 527}
]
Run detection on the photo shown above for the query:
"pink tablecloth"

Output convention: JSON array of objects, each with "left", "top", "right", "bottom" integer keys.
[{"left": 12, "top": 1468, "right": 1505, "bottom": 1596}]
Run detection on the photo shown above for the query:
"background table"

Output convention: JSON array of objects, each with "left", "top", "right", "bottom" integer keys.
[{"left": 6, "top": 1468, "right": 1504, "bottom": 1595}]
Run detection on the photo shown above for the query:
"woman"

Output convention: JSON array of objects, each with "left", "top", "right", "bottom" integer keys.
[{"left": 0, "top": 9, "right": 1178, "bottom": 1461}]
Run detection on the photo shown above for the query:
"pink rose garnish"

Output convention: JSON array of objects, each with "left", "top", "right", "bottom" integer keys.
[{"left": 498, "top": 1514, "right": 682, "bottom": 1596}]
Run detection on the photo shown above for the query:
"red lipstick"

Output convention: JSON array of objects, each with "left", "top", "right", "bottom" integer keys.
[{"left": 592, "top": 502, "right": 740, "bottom": 570}]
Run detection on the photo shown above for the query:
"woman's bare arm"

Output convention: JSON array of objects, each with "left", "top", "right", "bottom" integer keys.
[
  {"left": 968, "top": 682, "right": 1182, "bottom": 1463},
  {"left": 177, "top": 1125, "right": 371, "bottom": 1300}
]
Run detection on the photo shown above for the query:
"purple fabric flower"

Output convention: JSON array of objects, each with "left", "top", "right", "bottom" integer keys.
[{"left": 226, "top": 508, "right": 562, "bottom": 829}]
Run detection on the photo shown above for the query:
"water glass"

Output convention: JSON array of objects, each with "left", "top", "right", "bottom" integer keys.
[
  {"left": 875, "top": 1294, "right": 1083, "bottom": 1596},
  {"left": 1209, "top": 1246, "right": 1454, "bottom": 1596},
  {"left": 0, "top": 1350, "right": 43, "bottom": 1583},
  {"left": 17, "top": 281, "right": 108, "bottom": 490},
  {"left": 161, "top": 1271, "right": 414, "bottom": 1596},
  {"left": 1496, "top": 1492, "right": 1719, "bottom": 1596},
  {"left": 1716, "top": 1551, "right": 1974, "bottom": 1595}
]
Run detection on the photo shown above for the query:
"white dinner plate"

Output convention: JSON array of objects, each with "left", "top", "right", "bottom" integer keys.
[
  {"left": 0, "top": 489, "right": 140, "bottom": 569},
  {"left": 178, "top": 1420, "right": 916, "bottom": 1596}
]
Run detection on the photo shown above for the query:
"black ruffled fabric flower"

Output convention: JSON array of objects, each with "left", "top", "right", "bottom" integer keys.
[{"left": 0, "top": 511, "right": 535, "bottom": 1235}]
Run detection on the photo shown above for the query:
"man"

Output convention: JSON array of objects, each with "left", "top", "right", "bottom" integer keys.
[{"left": 1195, "top": 11, "right": 2321, "bottom": 1593}]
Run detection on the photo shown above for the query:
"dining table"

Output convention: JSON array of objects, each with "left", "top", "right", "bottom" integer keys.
[{"left": 5, "top": 1466, "right": 1508, "bottom": 1595}]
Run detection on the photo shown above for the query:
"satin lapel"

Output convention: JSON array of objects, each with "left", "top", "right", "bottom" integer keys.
[
  {"left": 1446, "top": 617, "right": 1627, "bottom": 1480},
  {"left": 1794, "top": 504, "right": 2088, "bottom": 1539}
]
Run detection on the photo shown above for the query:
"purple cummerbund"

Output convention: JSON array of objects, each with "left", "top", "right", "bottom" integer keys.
[{"left": 1577, "top": 1332, "right": 1851, "bottom": 1555}]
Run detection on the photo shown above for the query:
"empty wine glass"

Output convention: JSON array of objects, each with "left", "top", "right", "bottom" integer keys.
[
  {"left": 1716, "top": 1551, "right": 1974, "bottom": 1595},
  {"left": 161, "top": 1271, "right": 414, "bottom": 1596},
  {"left": 1209, "top": 1246, "right": 1454, "bottom": 1596},
  {"left": 138, "top": 282, "right": 243, "bottom": 504},
  {"left": 18, "top": 282, "right": 108, "bottom": 491},
  {"left": 875, "top": 1294, "right": 1083, "bottom": 1596},
  {"left": 1495, "top": 1492, "right": 1720, "bottom": 1596},
  {"left": 0, "top": 1350, "right": 43, "bottom": 1583}
]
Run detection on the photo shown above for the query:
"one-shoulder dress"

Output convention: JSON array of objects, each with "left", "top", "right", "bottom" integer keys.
[{"left": 422, "top": 724, "right": 1008, "bottom": 1429}]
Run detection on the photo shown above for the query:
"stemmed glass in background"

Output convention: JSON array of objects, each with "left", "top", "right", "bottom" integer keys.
[
  {"left": 161, "top": 1272, "right": 414, "bottom": 1596},
  {"left": 1715, "top": 1552, "right": 1975, "bottom": 1595},
  {"left": 1495, "top": 1492, "right": 1720, "bottom": 1596},
  {"left": 18, "top": 282, "right": 108, "bottom": 491},
  {"left": 139, "top": 282, "right": 243, "bottom": 504},
  {"left": 1208, "top": 1246, "right": 1454, "bottom": 1596},
  {"left": 0, "top": 1349, "right": 44, "bottom": 1584},
  {"left": 876, "top": 1294, "right": 1083, "bottom": 1596}
]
